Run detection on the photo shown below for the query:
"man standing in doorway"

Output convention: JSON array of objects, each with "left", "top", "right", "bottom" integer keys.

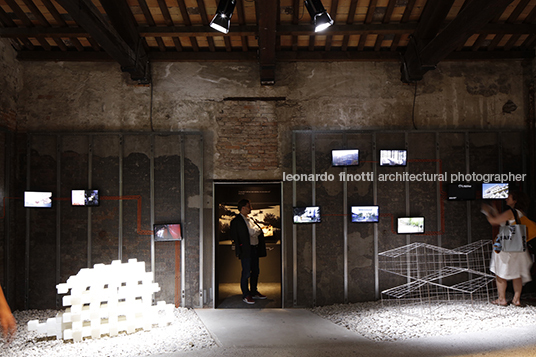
[{"left": 230, "top": 199, "right": 267, "bottom": 304}]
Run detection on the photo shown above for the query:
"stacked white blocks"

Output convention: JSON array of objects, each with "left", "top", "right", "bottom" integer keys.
[{"left": 28, "top": 259, "right": 174, "bottom": 342}]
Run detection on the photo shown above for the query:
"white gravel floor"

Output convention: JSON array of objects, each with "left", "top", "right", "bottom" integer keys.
[
  {"left": 2, "top": 300, "right": 536, "bottom": 356},
  {"left": 311, "top": 300, "right": 536, "bottom": 342},
  {"left": 0, "top": 307, "right": 216, "bottom": 357}
]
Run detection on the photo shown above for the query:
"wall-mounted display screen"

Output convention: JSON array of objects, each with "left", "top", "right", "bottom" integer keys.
[
  {"left": 331, "top": 149, "right": 359, "bottom": 167},
  {"left": 72, "top": 189, "right": 99, "bottom": 206},
  {"left": 379, "top": 149, "right": 407, "bottom": 167},
  {"left": 293, "top": 206, "right": 321, "bottom": 223},
  {"left": 482, "top": 183, "right": 509, "bottom": 199},
  {"left": 24, "top": 191, "right": 52, "bottom": 208},
  {"left": 351, "top": 206, "right": 379, "bottom": 223},
  {"left": 397, "top": 217, "right": 425, "bottom": 234},
  {"left": 154, "top": 223, "right": 182, "bottom": 241},
  {"left": 447, "top": 183, "right": 477, "bottom": 201}
]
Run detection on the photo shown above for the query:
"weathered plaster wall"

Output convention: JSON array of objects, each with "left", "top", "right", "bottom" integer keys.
[
  {"left": 17, "top": 60, "right": 525, "bottom": 178},
  {"left": 5, "top": 57, "right": 531, "bottom": 308},
  {"left": 0, "top": 38, "right": 22, "bottom": 130}
]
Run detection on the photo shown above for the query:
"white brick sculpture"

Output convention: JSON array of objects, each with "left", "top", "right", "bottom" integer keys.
[{"left": 28, "top": 259, "right": 174, "bottom": 342}]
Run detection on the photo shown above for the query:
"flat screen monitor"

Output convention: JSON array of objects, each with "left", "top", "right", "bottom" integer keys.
[
  {"left": 447, "top": 183, "right": 477, "bottom": 201},
  {"left": 397, "top": 217, "right": 425, "bottom": 234},
  {"left": 482, "top": 183, "right": 509, "bottom": 199},
  {"left": 72, "top": 189, "right": 99, "bottom": 206},
  {"left": 24, "top": 191, "right": 52, "bottom": 208},
  {"left": 379, "top": 150, "right": 407, "bottom": 167},
  {"left": 154, "top": 223, "right": 182, "bottom": 241},
  {"left": 351, "top": 206, "right": 379, "bottom": 223},
  {"left": 331, "top": 149, "right": 359, "bottom": 167},
  {"left": 293, "top": 206, "right": 321, "bottom": 224}
]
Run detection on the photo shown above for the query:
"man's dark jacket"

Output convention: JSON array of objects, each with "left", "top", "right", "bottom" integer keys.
[{"left": 230, "top": 214, "right": 266, "bottom": 259}]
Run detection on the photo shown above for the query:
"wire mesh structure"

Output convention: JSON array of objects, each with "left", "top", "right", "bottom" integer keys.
[{"left": 379, "top": 240, "right": 496, "bottom": 306}]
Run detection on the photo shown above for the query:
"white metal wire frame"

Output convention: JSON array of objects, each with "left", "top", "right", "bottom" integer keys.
[{"left": 379, "top": 240, "right": 496, "bottom": 306}]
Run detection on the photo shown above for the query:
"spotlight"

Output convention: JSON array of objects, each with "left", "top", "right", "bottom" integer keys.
[
  {"left": 210, "top": 0, "right": 236, "bottom": 34},
  {"left": 304, "top": 0, "right": 334, "bottom": 32}
]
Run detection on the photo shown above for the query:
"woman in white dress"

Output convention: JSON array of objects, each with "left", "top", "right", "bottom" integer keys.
[{"left": 482, "top": 191, "right": 533, "bottom": 306}]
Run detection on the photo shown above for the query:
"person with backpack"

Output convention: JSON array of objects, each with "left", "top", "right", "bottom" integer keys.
[{"left": 482, "top": 190, "right": 533, "bottom": 306}]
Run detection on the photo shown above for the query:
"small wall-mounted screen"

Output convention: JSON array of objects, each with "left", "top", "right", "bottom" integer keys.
[
  {"left": 154, "top": 223, "right": 182, "bottom": 241},
  {"left": 24, "top": 191, "right": 52, "bottom": 208},
  {"left": 379, "top": 150, "right": 407, "bottom": 167},
  {"left": 331, "top": 149, "right": 359, "bottom": 167},
  {"left": 351, "top": 206, "right": 379, "bottom": 223},
  {"left": 293, "top": 206, "right": 321, "bottom": 223},
  {"left": 447, "top": 183, "right": 477, "bottom": 201},
  {"left": 397, "top": 217, "right": 425, "bottom": 234},
  {"left": 72, "top": 189, "right": 99, "bottom": 206},
  {"left": 482, "top": 183, "right": 508, "bottom": 199}
]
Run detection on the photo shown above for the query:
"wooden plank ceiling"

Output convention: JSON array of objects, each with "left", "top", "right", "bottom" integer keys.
[{"left": 0, "top": 0, "right": 534, "bottom": 84}]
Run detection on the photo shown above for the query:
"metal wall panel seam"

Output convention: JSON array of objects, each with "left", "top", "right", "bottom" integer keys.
[
  {"left": 56, "top": 135, "right": 62, "bottom": 307},
  {"left": 465, "top": 132, "right": 472, "bottom": 245},
  {"left": 180, "top": 135, "right": 186, "bottom": 307},
  {"left": 119, "top": 134, "right": 124, "bottom": 261},
  {"left": 343, "top": 133, "right": 348, "bottom": 304},
  {"left": 373, "top": 133, "right": 379, "bottom": 300},
  {"left": 292, "top": 132, "right": 297, "bottom": 307},
  {"left": 150, "top": 134, "right": 156, "bottom": 290},
  {"left": 199, "top": 135, "right": 204, "bottom": 308},
  {"left": 87, "top": 135, "right": 93, "bottom": 268},
  {"left": 25, "top": 135, "right": 31, "bottom": 310},
  {"left": 312, "top": 133, "right": 316, "bottom": 307}
]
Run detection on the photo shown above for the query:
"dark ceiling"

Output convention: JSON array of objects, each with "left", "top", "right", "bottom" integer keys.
[{"left": 0, "top": 0, "right": 534, "bottom": 85}]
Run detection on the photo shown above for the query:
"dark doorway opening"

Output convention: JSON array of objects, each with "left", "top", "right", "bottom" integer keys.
[{"left": 214, "top": 182, "right": 282, "bottom": 308}]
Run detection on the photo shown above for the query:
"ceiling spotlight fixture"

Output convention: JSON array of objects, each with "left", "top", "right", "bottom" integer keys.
[
  {"left": 304, "top": 0, "right": 334, "bottom": 32},
  {"left": 210, "top": 0, "right": 237, "bottom": 34}
]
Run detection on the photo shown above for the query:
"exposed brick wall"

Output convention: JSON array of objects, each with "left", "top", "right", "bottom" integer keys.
[
  {"left": 215, "top": 101, "right": 279, "bottom": 171},
  {"left": 0, "top": 109, "right": 17, "bottom": 131}
]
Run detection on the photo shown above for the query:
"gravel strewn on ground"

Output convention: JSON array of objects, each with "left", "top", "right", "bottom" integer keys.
[
  {"left": 3, "top": 300, "right": 536, "bottom": 356},
  {"left": 0, "top": 307, "right": 216, "bottom": 357},
  {"left": 311, "top": 300, "right": 536, "bottom": 342}
]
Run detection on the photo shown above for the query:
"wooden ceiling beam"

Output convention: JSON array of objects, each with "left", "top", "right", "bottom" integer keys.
[
  {"left": 6, "top": 22, "right": 536, "bottom": 40},
  {"left": 14, "top": 47, "right": 533, "bottom": 63},
  {"left": 401, "top": 0, "right": 515, "bottom": 83},
  {"left": 55, "top": 0, "right": 150, "bottom": 83},
  {"left": 420, "top": 0, "right": 515, "bottom": 66},
  {"left": 100, "top": 0, "right": 151, "bottom": 81},
  {"left": 41, "top": 0, "right": 84, "bottom": 51},
  {"left": 257, "top": 0, "right": 277, "bottom": 85}
]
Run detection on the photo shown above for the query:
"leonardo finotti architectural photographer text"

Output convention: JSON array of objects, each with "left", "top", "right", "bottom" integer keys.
[{"left": 282, "top": 172, "right": 527, "bottom": 183}]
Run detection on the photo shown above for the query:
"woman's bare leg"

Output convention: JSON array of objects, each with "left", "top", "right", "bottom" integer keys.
[
  {"left": 494, "top": 276, "right": 508, "bottom": 305},
  {"left": 512, "top": 278, "right": 523, "bottom": 305}
]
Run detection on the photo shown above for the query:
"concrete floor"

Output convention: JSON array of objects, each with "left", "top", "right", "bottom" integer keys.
[{"left": 153, "top": 308, "right": 536, "bottom": 357}]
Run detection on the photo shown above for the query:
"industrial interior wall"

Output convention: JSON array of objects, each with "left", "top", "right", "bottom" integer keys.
[
  {"left": 7, "top": 132, "right": 203, "bottom": 311},
  {"left": 287, "top": 130, "right": 526, "bottom": 307},
  {"left": 1, "top": 53, "right": 530, "bottom": 308}
]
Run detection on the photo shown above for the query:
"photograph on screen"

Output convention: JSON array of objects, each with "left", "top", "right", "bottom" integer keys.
[
  {"left": 351, "top": 206, "right": 379, "bottom": 223},
  {"left": 215, "top": 183, "right": 282, "bottom": 245},
  {"left": 154, "top": 223, "right": 182, "bottom": 241},
  {"left": 72, "top": 189, "right": 99, "bottom": 206},
  {"left": 379, "top": 149, "right": 407, "bottom": 167},
  {"left": 24, "top": 191, "right": 52, "bottom": 208},
  {"left": 293, "top": 206, "right": 321, "bottom": 224},
  {"left": 331, "top": 149, "right": 359, "bottom": 167},
  {"left": 397, "top": 217, "right": 424, "bottom": 234},
  {"left": 482, "top": 183, "right": 509, "bottom": 199},
  {"left": 447, "top": 183, "right": 477, "bottom": 201}
]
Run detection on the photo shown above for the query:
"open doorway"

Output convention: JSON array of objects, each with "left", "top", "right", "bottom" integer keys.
[{"left": 214, "top": 182, "right": 282, "bottom": 308}]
